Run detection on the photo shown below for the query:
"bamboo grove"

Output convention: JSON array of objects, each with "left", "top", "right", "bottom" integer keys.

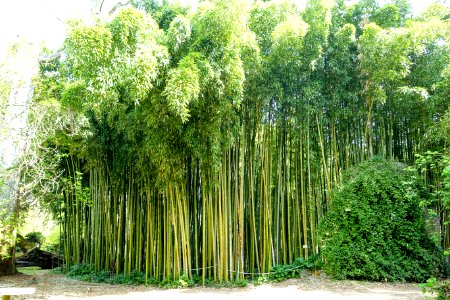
[{"left": 33, "top": 0, "right": 450, "bottom": 283}]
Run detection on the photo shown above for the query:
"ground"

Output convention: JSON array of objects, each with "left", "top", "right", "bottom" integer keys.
[{"left": 0, "top": 269, "right": 429, "bottom": 299}]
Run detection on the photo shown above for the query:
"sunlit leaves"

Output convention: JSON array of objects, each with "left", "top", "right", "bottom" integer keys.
[
  {"left": 325, "top": 23, "right": 358, "bottom": 120},
  {"left": 64, "top": 7, "right": 168, "bottom": 120},
  {"left": 272, "top": 15, "right": 309, "bottom": 61},
  {"left": 269, "top": 14, "right": 309, "bottom": 100},
  {"left": 392, "top": 0, "right": 412, "bottom": 25},
  {"left": 163, "top": 53, "right": 200, "bottom": 122},
  {"left": 337, "top": 22, "right": 357, "bottom": 42},
  {"left": 108, "top": 8, "right": 168, "bottom": 104},
  {"left": 61, "top": 81, "right": 86, "bottom": 113},
  {"left": 192, "top": 0, "right": 249, "bottom": 53},
  {"left": 65, "top": 22, "right": 112, "bottom": 79},
  {"left": 359, "top": 23, "right": 413, "bottom": 105},
  {"left": 131, "top": 0, "right": 189, "bottom": 30},
  {"left": 418, "top": 3, "right": 450, "bottom": 22},
  {"left": 301, "top": 0, "right": 333, "bottom": 69},
  {"left": 398, "top": 86, "right": 429, "bottom": 100},
  {"left": 239, "top": 30, "right": 261, "bottom": 96},
  {"left": 249, "top": 0, "right": 295, "bottom": 56},
  {"left": 404, "top": 17, "right": 449, "bottom": 121},
  {"left": 344, "top": 0, "right": 379, "bottom": 33},
  {"left": 303, "top": 0, "right": 334, "bottom": 25},
  {"left": 358, "top": 23, "right": 382, "bottom": 74},
  {"left": 221, "top": 50, "right": 245, "bottom": 106},
  {"left": 121, "top": 39, "right": 168, "bottom": 103},
  {"left": 178, "top": 0, "right": 249, "bottom": 165},
  {"left": 109, "top": 8, "right": 150, "bottom": 54},
  {"left": 167, "top": 15, "right": 191, "bottom": 54}
]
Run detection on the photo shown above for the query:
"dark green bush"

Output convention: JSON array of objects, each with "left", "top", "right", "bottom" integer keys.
[
  {"left": 319, "top": 157, "right": 442, "bottom": 282},
  {"left": 66, "top": 264, "right": 92, "bottom": 277},
  {"left": 25, "top": 232, "right": 45, "bottom": 246}
]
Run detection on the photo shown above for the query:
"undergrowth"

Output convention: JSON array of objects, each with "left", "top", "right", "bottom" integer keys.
[
  {"left": 55, "top": 255, "right": 318, "bottom": 288},
  {"left": 420, "top": 277, "right": 450, "bottom": 300}
]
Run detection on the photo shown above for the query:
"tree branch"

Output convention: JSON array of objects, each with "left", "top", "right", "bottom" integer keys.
[
  {"left": 109, "top": 0, "right": 131, "bottom": 16},
  {"left": 38, "top": 52, "right": 61, "bottom": 64}
]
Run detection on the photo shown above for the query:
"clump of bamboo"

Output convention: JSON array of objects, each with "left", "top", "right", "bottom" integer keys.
[{"left": 52, "top": 0, "right": 450, "bottom": 283}]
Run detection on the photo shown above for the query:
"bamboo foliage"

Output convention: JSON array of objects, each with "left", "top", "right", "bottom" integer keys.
[{"left": 38, "top": 0, "right": 450, "bottom": 283}]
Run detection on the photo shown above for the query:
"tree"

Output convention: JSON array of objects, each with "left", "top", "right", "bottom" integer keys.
[
  {"left": 392, "top": 0, "right": 411, "bottom": 25},
  {"left": 418, "top": 2, "right": 450, "bottom": 21},
  {"left": 131, "top": 0, "right": 189, "bottom": 30},
  {"left": 0, "top": 41, "right": 40, "bottom": 275},
  {"left": 370, "top": 4, "right": 400, "bottom": 28},
  {"left": 344, "top": 0, "right": 379, "bottom": 34}
]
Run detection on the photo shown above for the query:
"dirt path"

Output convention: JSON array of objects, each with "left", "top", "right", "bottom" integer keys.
[{"left": 0, "top": 271, "right": 428, "bottom": 299}]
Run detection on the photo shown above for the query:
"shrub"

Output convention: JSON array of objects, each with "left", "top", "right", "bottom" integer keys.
[
  {"left": 234, "top": 278, "right": 249, "bottom": 287},
  {"left": 66, "top": 264, "right": 92, "bottom": 277},
  {"left": 319, "top": 157, "right": 442, "bottom": 282},
  {"left": 420, "top": 278, "right": 450, "bottom": 300},
  {"left": 25, "top": 231, "right": 45, "bottom": 247},
  {"left": 268, "top": 257, "right": 315, "bottom": 282}
]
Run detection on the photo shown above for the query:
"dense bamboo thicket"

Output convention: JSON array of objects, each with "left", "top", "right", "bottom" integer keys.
[{"left": 33, "top": 0, "right": 450, "bottom": 282}]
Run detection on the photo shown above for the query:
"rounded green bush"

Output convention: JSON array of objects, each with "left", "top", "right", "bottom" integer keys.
[
  {"left": 319, "top": 157, "right": 442, "bottom": 282},
  {"left": 25, "top": 231, "right": 46, "bottom": 246}
]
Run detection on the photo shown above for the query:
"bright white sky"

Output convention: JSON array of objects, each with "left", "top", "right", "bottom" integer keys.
[{"left": 0, "top": 0, "right": 438, "bottom": 58}]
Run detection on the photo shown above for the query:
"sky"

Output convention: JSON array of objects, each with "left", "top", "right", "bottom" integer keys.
[{"left": 0, "top": 0, "right": 441, "bottom": 58}]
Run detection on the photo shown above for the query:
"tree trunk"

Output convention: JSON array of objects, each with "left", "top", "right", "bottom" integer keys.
[
  {"left": 0, "top": 174, "right": 21, "bottom": 275},
  {"left": 0, "top": 44, "right": 37, "bottom": 276},
  {"left": 0, "top": 250, "right": 16, "bottom": 276}
]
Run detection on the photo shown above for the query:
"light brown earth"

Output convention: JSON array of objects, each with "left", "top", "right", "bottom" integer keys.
[{"left": 0, "top": 270, "right": 429, "bottom": 299}]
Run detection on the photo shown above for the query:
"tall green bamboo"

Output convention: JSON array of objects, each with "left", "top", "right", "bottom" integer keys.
[{"left": 45, "top": 0, "right": 450, "bottom": 284}]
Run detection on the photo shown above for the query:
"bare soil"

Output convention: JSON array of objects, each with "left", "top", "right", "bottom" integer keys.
[{"left": 0, "top": 270, "right": 428, "bottom": 299}]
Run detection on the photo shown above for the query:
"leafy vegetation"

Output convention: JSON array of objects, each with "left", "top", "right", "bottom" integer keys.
[
  {"left": 420, "top": 277, "right": 450, "bottom": 300},
  {"left": 268, "top": 256, "right": 319, "bottom": 282},
  {"left": 35, "top": 0, "right": 450, "bottom": 283},
  {"left": 319, "top": 158, "right": 442, "bottom": 281},
  {"left": 24, "top": 232, "right": 46, "bottom": 247},
  {"left": 1, "top": 0, "right": 449, "bottom": 285},
  {"left": 61, "top": 255, "right": 319, "bottom": 288}
]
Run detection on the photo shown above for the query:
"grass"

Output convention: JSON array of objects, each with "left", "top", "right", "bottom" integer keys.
[{"left": 17, "top": 266, "right": 50, "bottom": 276}]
